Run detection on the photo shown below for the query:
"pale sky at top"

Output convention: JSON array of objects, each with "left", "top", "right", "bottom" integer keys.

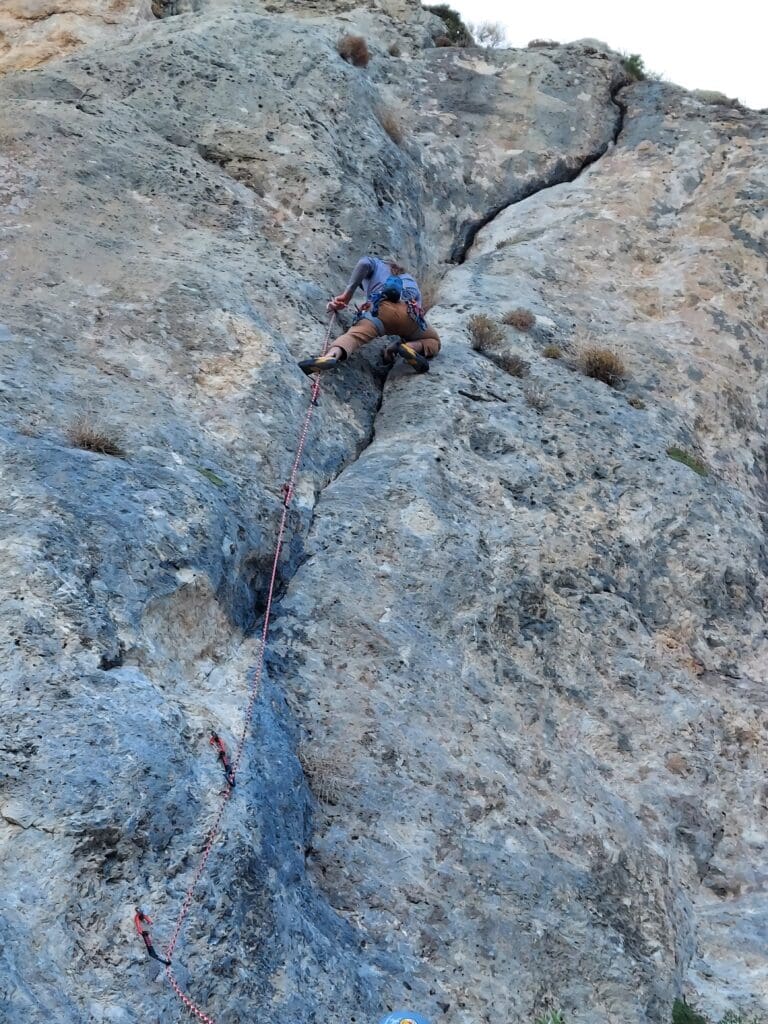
[{"left": 449, "top": 0, "right": 768, "bottom": 109}]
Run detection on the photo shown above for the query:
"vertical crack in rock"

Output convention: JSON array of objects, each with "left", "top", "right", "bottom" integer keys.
[{"left": 450, "top": 83, "right": 629, "bottom": 264}]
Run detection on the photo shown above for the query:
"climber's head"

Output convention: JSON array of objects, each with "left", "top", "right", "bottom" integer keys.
[{"left": 385, "top": 256, "right": 407, "bottom": 276}]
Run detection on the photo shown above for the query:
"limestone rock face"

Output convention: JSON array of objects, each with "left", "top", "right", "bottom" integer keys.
[
  {"left": 0, "top": 1, "right": 153, "bottom": 74},
  {"left": 0, "top": 3, "right": 766, "bottom": 1024}
]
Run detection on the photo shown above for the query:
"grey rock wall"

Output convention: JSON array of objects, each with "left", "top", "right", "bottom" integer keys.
[{"left": 0, "top": 3, "right": 766, "bottom": 1023}]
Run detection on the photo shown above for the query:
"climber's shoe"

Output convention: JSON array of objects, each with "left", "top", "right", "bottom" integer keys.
[
  {"left": 381, "top": 341, "right": 399, "bottom": 365},
  {"left": 298, "top": 353, "right": 341, "bottom": 375},
  {"left": 397, "top": 342, "right": 430, "bottom": 373}
]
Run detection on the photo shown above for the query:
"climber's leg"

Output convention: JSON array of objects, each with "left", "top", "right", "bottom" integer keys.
[{"left": 299, "top": 317, "right": 379, "bottom": 374}]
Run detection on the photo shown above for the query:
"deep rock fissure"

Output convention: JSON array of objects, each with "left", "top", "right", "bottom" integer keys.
[
  {"left": 450, "top": 83, "right": 629, "bottom": 264},
  {"left": 241, "top": 359, "right": 390, "bottom": 631}
]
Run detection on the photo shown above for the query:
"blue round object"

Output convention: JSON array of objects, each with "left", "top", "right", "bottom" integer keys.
[{"left": 378, "top": 1012, "right": 431, "bottom": 1024}]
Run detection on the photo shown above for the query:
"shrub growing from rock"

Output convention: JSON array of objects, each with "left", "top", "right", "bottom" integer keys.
[
  {"left": 468, "top": 314, "right": 504, "bottom": 351},
  {"left": 498, "top": 353, "right": 530, "bottom": 378},
  {"left": 67, "top": 416, "right": 126, "bottom": 458},
  {"left": 377, "top": 106, "right": 404, "bottom": 145},
  {"left": 672, "top": 1000, "right": 708, "bottom": 1024},
  {"left": 622, "top": 52, "right": 647, "bottom": 80},
  {"left": 543, "top": 344, "right": 562, "bottom": 359},
  {"left": 419, "top": 272, "right": 441, "bottom": 312},
  {"left": 425, "top": 4, "right": 474, "bottom": 46},
  {"left": 503, "top": 307, "right": 536, "bottom": 330},
  {"left": 580, "top": 345, "right": 626, "bottom": 387},
  {"left": 524, "top": 380, "right": 549, "bottom": 410},
  {"left": 337, "top": 34, "right": 370, "bottom": 68}
]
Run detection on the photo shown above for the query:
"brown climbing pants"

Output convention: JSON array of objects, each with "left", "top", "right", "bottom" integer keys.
[{"left": 334, "top": 301, "right": 441, "bottom": 359}]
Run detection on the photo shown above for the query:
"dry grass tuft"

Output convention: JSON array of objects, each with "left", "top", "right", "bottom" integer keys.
[
  {"left": 542, "top": 344, "right": 562, "bottom": 359},
  {"left": 418, "top": 270, "right": 443, "bottom": 312},
  {"left": 502, "top": 307, "right": 536, "bottom": 330},
  {"left": 468, "top": 313, "right": 504, "bottom": 351},
  {"left": 67, "top": 416, "right": 126, "bottom": 458},
  {"left": 497, "top": 353, "right": 530, "bottom": 378},
  {"left": 377, "top": 106, "right": 404, "bottom": 145},
  {"left": 337, "top": 34, "right": 370, "bottom": 68},
  {"left": 299, "top": 748, "right": 348, "bottom": 806},
  {"left": 627, "top": 395, "right": 646, "bottom": 409},
  {"left": 524, "top": 380, "right": 550, "bottom": 411},
  {"left": 580, "top": 346, "right": 626, "bottom": 387}
]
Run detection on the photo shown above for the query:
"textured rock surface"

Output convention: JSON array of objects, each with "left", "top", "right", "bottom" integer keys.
[
  {"left": 0, "top": 3, "right": 766, "bottom": 1023},
  {"left": 0, "top": 1, "right": 153, "bottom": 74}
]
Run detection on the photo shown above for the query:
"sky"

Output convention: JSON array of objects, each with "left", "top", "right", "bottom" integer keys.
[{"left": 449, "top": 0, "right": 768, "bottom": 109}]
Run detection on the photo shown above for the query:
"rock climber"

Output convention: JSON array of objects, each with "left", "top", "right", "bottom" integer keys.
[{"left": 299, "top": 256, "right": 441, "bottom": 375}]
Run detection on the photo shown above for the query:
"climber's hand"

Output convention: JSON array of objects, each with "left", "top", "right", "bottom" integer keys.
[{"left": 327, "top": 292, "right": 351, "bottom": 312}]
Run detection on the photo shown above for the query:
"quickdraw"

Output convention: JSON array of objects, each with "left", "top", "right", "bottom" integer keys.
[
  {"left": 134, "top": 909, "right": 171, "bottom": 966},
  {"left": 209, "top": 733, "right": 235, "bottom": 789}
]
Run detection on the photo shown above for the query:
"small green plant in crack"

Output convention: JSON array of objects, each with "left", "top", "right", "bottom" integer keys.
[
  {"left": 673, "top": 999, "right": 708, "bottom": 1024},
  {"left": 468, "top": 313, "right": 504, "bottom": 351},
  {"left": 197, "top": 467, "right": 226, "bottom": 488},
  {"left": 535, "top": 1012, "right": 565, "bottom": 1024},
  {"left": 666, "top": 447, "right": 708, "bottom": 477},
  {"left": 622, "top": 52, "right": 648, "bottom": 80}
]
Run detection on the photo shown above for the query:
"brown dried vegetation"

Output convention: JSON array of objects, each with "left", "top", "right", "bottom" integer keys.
[
  {"left": 503, "top": 307, "right": 536, "bottom": 330},
  {"left": 67, "top": 416, "right": 126, "bottom": 458},
  {"left": 468, "top": 314, "right": 504, "bottom": 351},
  {"left": 337, "top": 34, "right": 370, "bottom": 68},
  {"left": 377, "top": 106, "right": 404, "bottom": 145},
  {"left": 580, "top": 346, "right": 627, "bottom": 387}
]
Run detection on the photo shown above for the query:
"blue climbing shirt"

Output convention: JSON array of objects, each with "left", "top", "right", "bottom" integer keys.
[{"left": 346, "top": 256, "right": 422, "bottom": 306}]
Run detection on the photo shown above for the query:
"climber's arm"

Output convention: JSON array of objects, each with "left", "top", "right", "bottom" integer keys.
[{"left": 327, "top": 256, "right": 375, "bottom": 310}]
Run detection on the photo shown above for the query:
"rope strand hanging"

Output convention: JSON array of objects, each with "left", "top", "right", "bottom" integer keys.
[{"left": 137, "top": 312, "right": 336, "bottom": 1024}]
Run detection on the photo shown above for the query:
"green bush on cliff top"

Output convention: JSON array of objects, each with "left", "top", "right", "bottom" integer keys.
[{"left": 425, "top": 4, "right": 474, "bottom": 46}]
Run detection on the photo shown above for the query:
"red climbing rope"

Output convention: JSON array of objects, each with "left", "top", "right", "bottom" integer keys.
[{"left": 148, "top": 313, "right": 336, "bottom": 1023}]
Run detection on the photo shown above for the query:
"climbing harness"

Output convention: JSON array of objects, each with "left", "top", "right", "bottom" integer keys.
[{"left": 135, "top": 313, "right": 336, "bottom": 1024}]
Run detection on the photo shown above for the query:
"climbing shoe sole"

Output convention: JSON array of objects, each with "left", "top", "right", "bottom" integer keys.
[
  {"left": 397, "top": 342, "right": 430, "bottom": 373},
  {"left": 298, "top": 354, "right": 340, "bottom": 375}
]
